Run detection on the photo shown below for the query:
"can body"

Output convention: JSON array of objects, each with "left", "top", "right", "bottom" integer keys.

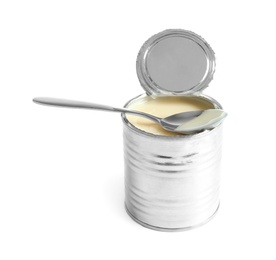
[{"left": 122, "top": 95, "right": 223, "bottom": 231}]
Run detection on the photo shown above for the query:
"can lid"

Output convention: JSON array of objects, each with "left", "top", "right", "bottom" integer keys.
[{"left": 136, "top": 29, "right": 215, "bottom": 96}]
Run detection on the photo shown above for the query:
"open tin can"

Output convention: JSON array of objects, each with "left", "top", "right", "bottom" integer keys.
[{"left": 122, "top": 29, "right": 224, "bottom": 231}]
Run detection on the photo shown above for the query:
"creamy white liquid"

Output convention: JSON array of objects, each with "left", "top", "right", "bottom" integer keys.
[
  {"left": 126, "top": 96, "right": 215, "bottom": 136},
  {"left": 175, "top": 109, "right": 227, "bottom": 133}
]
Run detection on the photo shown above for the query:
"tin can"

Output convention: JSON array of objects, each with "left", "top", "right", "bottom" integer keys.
[
  {"left": 122, "top": 29, "right": 225, "bottom": 231},
  {"left": 122, "top": 94, "right": 222, "bottom": 231}
]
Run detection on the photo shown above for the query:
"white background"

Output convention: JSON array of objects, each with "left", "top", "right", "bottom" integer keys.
[{"left": 1, "top": 0, "right": 276, "bottom": 259}]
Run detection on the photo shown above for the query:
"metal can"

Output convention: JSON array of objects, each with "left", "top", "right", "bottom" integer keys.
[
  {"left": 123, "top": 94, "right": 222, "bottom": 231},
  {"left": 122, "top": 29, "right": 225, "bottom": 231}
]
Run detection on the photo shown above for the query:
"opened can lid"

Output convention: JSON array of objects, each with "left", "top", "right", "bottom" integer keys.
[{"left": 136, "top": 29, "right": 216, "bottom": 96}]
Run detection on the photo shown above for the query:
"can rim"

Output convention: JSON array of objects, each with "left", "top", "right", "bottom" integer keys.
[{"left": 121, "top": 94, "right": 223, "bottom": 139}]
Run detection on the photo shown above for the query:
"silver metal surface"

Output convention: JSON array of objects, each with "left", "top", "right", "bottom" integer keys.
[
  {"left": 33, "top": 97, "right": 224, "bottom": 134},
  {"left": 125, "top": 202, "right": 220, "bottom": 232},
  {"left": 136, "top": 29, "right": 215, "bottom": 96},
  {"left": 122, "top": 94, "right": 223, "bottom": 231}
]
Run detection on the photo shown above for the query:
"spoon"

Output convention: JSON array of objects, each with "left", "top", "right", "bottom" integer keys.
[{"left": 33, "top": 97, "right": 227, "bottom": 134}]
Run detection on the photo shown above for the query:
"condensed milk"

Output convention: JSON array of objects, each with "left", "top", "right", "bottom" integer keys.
[{"left": 126, "top": 95, "right": 215, "bottom": 136}]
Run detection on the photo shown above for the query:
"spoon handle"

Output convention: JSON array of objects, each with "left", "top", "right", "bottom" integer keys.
[
  {"left": 33, "top": 97, "right": 123, "bottom": 112},
  {"left": 33, "top": 97, "right": 161, "bottom": 124}
]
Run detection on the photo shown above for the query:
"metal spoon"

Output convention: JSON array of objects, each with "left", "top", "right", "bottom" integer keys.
[{"left": 33, "top": 97, "right": 227, "bottom": 134}]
